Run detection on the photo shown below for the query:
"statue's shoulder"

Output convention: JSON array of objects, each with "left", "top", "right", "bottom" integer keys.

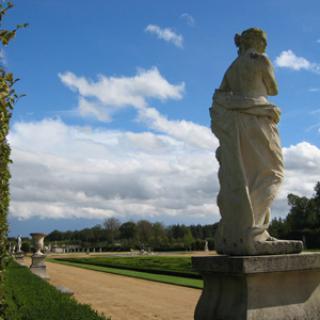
[{"left": 249, "top": 52, "right": 272, "bottom": 67}]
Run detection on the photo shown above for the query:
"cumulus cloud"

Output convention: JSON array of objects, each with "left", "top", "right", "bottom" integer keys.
[
  {"left": 137, "top": 106, "right": 215, "bottom": 149},
  {"left": 8, "top": 117, "right": 320, "bottom": 223},
  {"left": 277, "top": 142, "right": 320, "bottom": 201},
  {"left": 9, "top": 68, "right": 320, "bottom": 224},
  {"left": 59, "top": 67, "right": 185, "bottom": 121},
  {"left": 180, "top": 13, "right": 195, "bottom": 26},
  {"left": 145, "top": 24, "right": 183, "bottom": 48},
  {"left": 9, "top": 119, "right": 219, "bottom": 221},
  {"left": 59, "top": 69, "right": 213, "bottom": 150},
  {"left": 275, "top": 50, "right": 320, "bottom": 73}
]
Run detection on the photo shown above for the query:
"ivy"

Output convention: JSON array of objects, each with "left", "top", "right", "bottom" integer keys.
[{"left": 0, "top": 2, "right": 27, "bottom": 317}]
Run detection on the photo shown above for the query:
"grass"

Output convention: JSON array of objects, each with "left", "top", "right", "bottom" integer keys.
[
  {"left": 49, "top": 258, "right": 203, "bottom": 289},
  {"left": 3, "top": 261, "right": 110, "bottom": 320},
  {"left": 51, "top": 255, "right": 200, "bottom": 278}
]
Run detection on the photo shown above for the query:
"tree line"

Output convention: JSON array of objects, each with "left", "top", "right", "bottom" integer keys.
[
  {"left": 269, "top": 182, "right": 320, "bottom": 248},
  {"left": 25, "top": 181, "right": 320, "bottom": 251},
  {"left": 46, "top": 219, "right": 218, "bottom": 252}
]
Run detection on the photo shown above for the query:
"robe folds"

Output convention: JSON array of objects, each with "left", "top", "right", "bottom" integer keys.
[{"left": 210, "top": 90, "right": 284, "bottom": 255}]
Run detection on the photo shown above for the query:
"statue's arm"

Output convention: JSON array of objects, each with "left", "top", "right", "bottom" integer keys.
[
  {"left": 219, "top": 73, "right": 231, "bottom": 92},
  {"left": 261, "top": 55, "right": 278, "bottom": 96}
]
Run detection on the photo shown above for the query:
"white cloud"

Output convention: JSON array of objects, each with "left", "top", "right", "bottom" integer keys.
[
  {"left": 180, "top": 13, "right": 195, "bottom": 27},
  {"left": 9, "top": 68, "right": 320, "bottom": 225},
  {"left": 277, "top": 142, "right": 320, "bottom": 203},
  {"left": 78, "top": 97, "right": 111, "bottom": 122},
  {"left": 275, "top": 50, "right": 320, "bottom": 73},
  {"left": 137, "top": 106, "right": 215, "bottom": 150},
  {"left": 145, "top": 24, "right": 183, "bottom": 48},
  {"left": 8, "top": 117, "right": 320, "bottom": 223},
  {"left": 59, "top": 69, "right": 213, "bottom": 150},
  {"left": 0, "top": 49, "right": 6, "bottom": 65},
  {"left": 59, "top": 67, "right": 185, "bottom": 121},
  {"left": 8, "top": 119, "right": 219, "bottom": 221}
]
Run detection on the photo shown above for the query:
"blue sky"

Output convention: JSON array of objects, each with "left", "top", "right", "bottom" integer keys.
[{"left": 6, "top": 0, "right": 320, "bottom": 236}]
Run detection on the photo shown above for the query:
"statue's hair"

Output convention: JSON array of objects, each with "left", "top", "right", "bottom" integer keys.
[{"left": 234, "top": 28, "right": 267, "bottom": 54}]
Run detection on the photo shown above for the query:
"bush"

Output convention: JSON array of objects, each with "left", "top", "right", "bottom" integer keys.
[
  {"left": 21, "top": 242, "right": 30, "bottom": 253},
  {"left": 3, "top": 261, "right": 110, "bottom": 320}
]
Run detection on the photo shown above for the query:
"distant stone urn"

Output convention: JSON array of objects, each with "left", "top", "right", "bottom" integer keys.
[{"left": 30, "top": 233, "right": 46, "bottom": 255}]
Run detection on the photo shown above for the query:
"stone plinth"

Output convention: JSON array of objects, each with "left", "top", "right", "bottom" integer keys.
[
  {"left": 30, "top": 254, "right": 49, "bottom": 280},
  {"left": 192, "top": 253, "right": 320, "bottom": 320}
]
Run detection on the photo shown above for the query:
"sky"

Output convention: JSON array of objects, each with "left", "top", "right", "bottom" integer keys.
[{"left": 5, "top": 0, "right": 320, "bottom": 236}]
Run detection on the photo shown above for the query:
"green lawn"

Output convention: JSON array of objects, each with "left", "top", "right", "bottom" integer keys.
[
  {"left": 51, "top": 255, "right": 200, "bottom": 278},
  {"left": 49, "top": 258, "right": 203, "bottom": 289}
]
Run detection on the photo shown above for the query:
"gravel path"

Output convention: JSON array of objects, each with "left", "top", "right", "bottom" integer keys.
[{"left": 45, "top": 260, "right": 201, "bottom": 320}]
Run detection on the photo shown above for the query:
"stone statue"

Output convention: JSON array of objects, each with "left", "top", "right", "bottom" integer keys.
[
  {"left": 210, "top": 28, "right": 303, "bottom": 255},
  {"left": 204, "top": 240, "right": 209, "bottom": 252},
  {"left": 17, "top": 235, "right": 22, "bottom": 253}
]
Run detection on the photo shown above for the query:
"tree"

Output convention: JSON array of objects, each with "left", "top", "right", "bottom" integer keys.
[
  {"left": 150, "top": 222, "right": 167, "bottom": 247},
  {"left": 286, "top": 194, "right": 317, "bottom": 231},
  {"left": 136, "top": 220, "right": 153, "bottom": 245},
  {"left": 0, "top": 1, "right": 27, "bottom": 266},
  {"left": 119, "top": 221, "right": 137, "bottom": 240},
  {"left": 103, "top": 217, "right": 121, "bottom": 243}
]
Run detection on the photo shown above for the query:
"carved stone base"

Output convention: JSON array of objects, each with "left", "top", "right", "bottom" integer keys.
[
  {"left": 192, "top": 253, "right": 320, "bottom": 320},
  {"left": 30, "top": 254, "right": 49, "bottom": 280}
]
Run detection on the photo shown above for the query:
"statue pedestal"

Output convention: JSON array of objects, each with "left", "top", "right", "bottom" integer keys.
[
  {"left": 30, "top": 254, "right": 49, "bottom": 280},
  {"left": 192, "top": 253, "right": 320, "bottom": 320}
]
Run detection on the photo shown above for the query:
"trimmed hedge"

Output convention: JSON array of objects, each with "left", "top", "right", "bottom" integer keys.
[
  {"left": 56, "top": 256, "right": 201, "bottom": 279},
  {"left": 3, "top": 262, "right": 110, "bottom": 320}
]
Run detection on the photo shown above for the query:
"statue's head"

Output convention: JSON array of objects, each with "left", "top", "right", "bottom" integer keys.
[{"left": 234, "top": 28, "right": 267, "bottom": 55}]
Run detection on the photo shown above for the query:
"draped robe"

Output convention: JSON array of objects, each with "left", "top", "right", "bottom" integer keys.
[{"left": 211, "top": 90, "right": 284, "bottom": 255}]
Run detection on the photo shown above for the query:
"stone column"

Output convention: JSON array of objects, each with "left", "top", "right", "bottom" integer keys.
[
  {"left": 30, "top": 233, "right": 49, "bottom": 280},
  {"left": 192, "top": 253, "right": 320, "bottom": 320}
]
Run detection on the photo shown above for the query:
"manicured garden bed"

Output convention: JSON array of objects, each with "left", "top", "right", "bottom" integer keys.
[
  {"left": 3, "top": 261, "right": 110, "bottom": 320},
  {"left": 50, "top": 258, "right": 203, "bottom": 289},
  {"left": 53, "top": 255, "right": 200, "bottom": 279}
]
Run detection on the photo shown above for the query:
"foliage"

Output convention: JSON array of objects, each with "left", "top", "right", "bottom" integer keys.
[
  {"left": 56, "top": 256, "right": 200, "bottom": 279},
  {"left": 20, "top": 241, "right": 30, "bottom": 253},
  {"left": 0, "top": 2, "right": 27, "bottom": 317},
  {"left": 268, "top": 181, "right": 320, "bottom": 248},
  {"left": 46, "top": 220, "right": 218, "bottom": 251},
  {"left": 0, "top": 1, "right": 27, "bottom": 268},
  {"left": 3, "top": 261, "right": 109, "bottom": 320},
  {"left": 51, "top": 258, "right": 203, "bottom": 289},
  {"left": 103, "top": 217, "right": 120, "bottom": 243}
]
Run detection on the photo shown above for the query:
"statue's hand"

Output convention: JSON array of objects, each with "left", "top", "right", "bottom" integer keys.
[{"left": 272, "top": 107, "right": 281, "bottom": 124}]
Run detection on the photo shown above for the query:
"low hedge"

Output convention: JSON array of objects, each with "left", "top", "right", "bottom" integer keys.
[
  {"left": 56, "top": 256, "right": 201, "bottom": 279},
  {"left": 3, "top": 261, "right": 109, "bottom": 320}
]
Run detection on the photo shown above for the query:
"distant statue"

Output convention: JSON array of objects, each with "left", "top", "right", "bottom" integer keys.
[
  {"left": 210, "top": 28, "right": 303, "bottom": 255},
  {"left": 17, "top": 235, "right": 22, "bottom": 253},
  {"left": 204, "top": 240, "right": 209, "bottom": 252}
]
